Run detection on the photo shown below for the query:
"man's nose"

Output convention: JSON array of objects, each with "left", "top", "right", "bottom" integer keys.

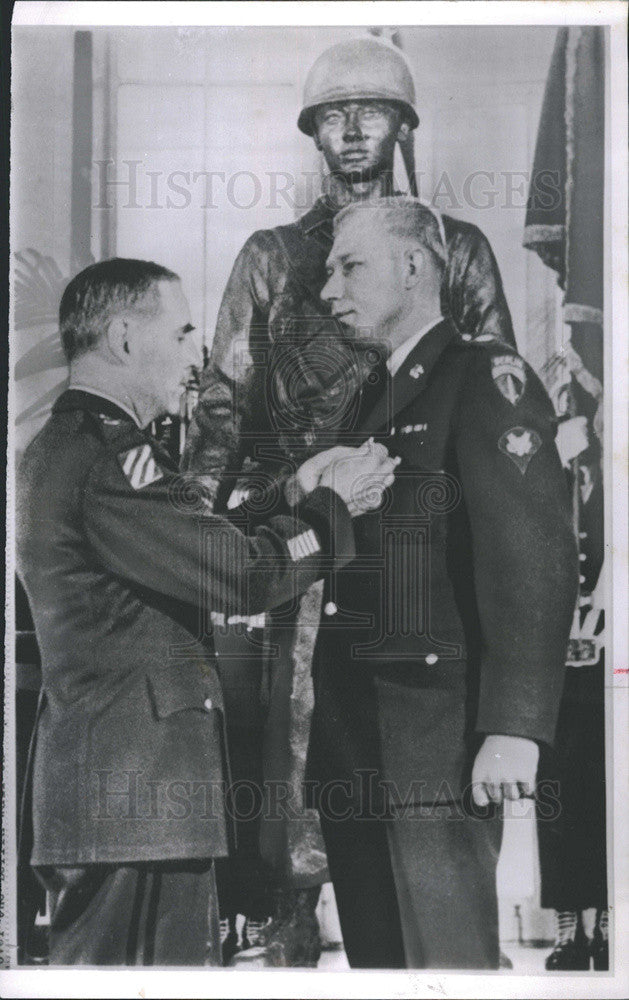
[
  {"left": 342, "top": 110, "right": 363, "bottom": 141},
  {"left": 321, "top": 270, "right": 341, "bottom": 303}
]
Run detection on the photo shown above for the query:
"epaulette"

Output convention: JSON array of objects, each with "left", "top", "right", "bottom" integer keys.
[
  {"left": 457, "top": 333, "right": 522, "bottom": 361},
  {"left": 89, "top": 409, "right": 146, "bottom": 448},
  {"left": 81, "top": 408, "right": 120, "bottom": 442},
  {"left": 446, "top": 332, "right": 499, "bottom": 358},
  {"left": 457, "top": 332, "right": 502, "bottom": 347}
]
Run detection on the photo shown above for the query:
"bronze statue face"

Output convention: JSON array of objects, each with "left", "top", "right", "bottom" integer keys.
[{"left": 313, "top": 99, "right": 404, "bottom": 184}]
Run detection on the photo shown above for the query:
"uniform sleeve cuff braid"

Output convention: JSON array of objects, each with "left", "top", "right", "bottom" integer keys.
[{"left": 297, "top": 486, "right": 356, "bottom": 566}]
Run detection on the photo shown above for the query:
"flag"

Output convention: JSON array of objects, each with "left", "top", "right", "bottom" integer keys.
[{"left": 524, "top": 25, "right": 605, "bottom": 662}]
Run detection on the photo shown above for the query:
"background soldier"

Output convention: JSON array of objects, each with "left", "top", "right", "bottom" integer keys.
[
  {"left": 15, "top": 258, "right": 396, "bottom": 965},
  {"left": 182, "top": 35, "right": 517, "bottom": 963}
]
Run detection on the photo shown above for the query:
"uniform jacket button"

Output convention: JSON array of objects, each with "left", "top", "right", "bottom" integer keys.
[
  {"left": 324, "top": 601, "right": 338, "bottom": 616},
  {"left": 425, "top": 654, "right": 438, "bottom": 665},
  {"left": 204, "top": 698, "right": 213, "bottom": 711}
]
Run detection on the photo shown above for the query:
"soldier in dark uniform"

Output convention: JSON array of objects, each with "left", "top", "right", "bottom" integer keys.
[
  {"left": 15, "top": 258, "right": 397, "bottom": 966},
  {"left": 305, "top": 198, "right": 579, "bottom": 968},
  {"left": 182, "top": 35, "right": 517, "bottom": 960},
  {"left": 539, "top": 411, "right": 608, "bottom": 970}
]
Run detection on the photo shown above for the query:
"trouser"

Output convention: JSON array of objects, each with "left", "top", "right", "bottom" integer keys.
[
  {"left": 537, "top": 661, "right": 608, "bottom": 910},
  {"left": 320, "top": 805, "right": 502, "bottom": 970},
  {"left": 318, "top": 813, "right": 406, "bottom": 968},
  {"left": 34, "top": 860, "right": 221, "bottom": 966},
  {"left": 386, "top": 804, "right": 503, "bottom": 969}
]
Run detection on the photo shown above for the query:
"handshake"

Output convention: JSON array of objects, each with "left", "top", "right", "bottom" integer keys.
[{"left": 292, "top": 440, "right": 401, "bottom": 517}]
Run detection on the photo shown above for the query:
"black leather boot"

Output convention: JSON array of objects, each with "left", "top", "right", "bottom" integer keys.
[
  {"left": 591, "top": 928, "right": 609, "bottom": 971},
  {"left": 545, "top": 931, "right": 591, "bottom": 971}
]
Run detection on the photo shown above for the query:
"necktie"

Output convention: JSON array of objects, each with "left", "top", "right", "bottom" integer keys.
[{"left": 355, "top": 353, "right": 391, "bottom": 430}]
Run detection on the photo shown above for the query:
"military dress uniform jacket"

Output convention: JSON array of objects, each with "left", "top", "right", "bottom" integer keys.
[
  {"left": 183, "top": 195, "right": 515, "bottom": 480},
  {"left": 307, "top": 320, "right": 579, "bottom": 810},
  {"left": 16, "top": 389, "right": 355, "bottom": 866}
]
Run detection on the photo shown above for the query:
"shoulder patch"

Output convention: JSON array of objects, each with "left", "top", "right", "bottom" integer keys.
[
  {"left": 491, "top": 353, "right": 526, "bottom": 405},
  {"left": 498, "top": 426, "right": 541, "bottom": 474},
  {"left": 117, "top": 443, "right": 165, "bottom": 490}
]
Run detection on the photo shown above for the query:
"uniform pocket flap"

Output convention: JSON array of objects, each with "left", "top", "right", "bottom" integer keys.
[{"left": 147, "top": 664, "right": 215, "bottom": 718}]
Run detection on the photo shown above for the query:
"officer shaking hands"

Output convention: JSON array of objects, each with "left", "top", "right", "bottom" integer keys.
[
  {"left": 15, "top": 258, "right": 397, "bottom": 966},
  {"left": 305, "top": 200, "right": 579, "bottom": 969}
]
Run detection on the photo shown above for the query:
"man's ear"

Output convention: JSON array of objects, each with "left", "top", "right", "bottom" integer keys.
[
  {"left": 403, "top": 247, "right": 425, "bottom": 289},
  {"left": 312, "top": 129, "right": 323, "bottom": 153},
  {"left": 105, "top": 315, "right": 131, "bottom": 364}
]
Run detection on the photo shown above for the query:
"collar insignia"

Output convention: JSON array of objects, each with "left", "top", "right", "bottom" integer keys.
[
  {"left": 491, "top": 354, "right": 526, "bottom": 405},
  {"left": 498, "top": 426, "right": 541, "bottom": 474}
]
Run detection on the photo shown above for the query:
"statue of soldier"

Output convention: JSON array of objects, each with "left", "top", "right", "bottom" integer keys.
[{"left": 183, "top": 36, "right": 516, "bottom": 966}]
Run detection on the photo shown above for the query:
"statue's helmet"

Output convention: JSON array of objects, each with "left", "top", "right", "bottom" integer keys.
[{"left": 298, "top": 36, "right": 419, "bottom": 137}]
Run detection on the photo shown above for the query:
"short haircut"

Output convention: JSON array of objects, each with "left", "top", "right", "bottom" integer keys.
[
  {"left": 59, "top": 258, "right": 179, "bottom": 362},
  {"left": 333, "top": 197, "right": 447, "bottom": 276}
]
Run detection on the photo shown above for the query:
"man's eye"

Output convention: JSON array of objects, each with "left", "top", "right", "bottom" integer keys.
[
  {"left": 342, "top": 261, "right": 361, "bottom": 275},
  {"left": 323, "top": 112, "right": 343, "bottom": 125}
]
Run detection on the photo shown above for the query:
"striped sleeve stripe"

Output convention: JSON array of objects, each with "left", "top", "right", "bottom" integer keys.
[
  {"left": 118, "top": 444, "right": 164, "bottom": 489},
  {"left": 122, "top": 444, "right": 149, "bottom": 478},
  {"left": 303, "top": 529, "right": 319, "bottom": 555},
  {"left": 287, "top": 529, "right": 321, "bottom": 562},
  {"left": 131, "top": 447, "right": 154, "bottom": 489}
]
